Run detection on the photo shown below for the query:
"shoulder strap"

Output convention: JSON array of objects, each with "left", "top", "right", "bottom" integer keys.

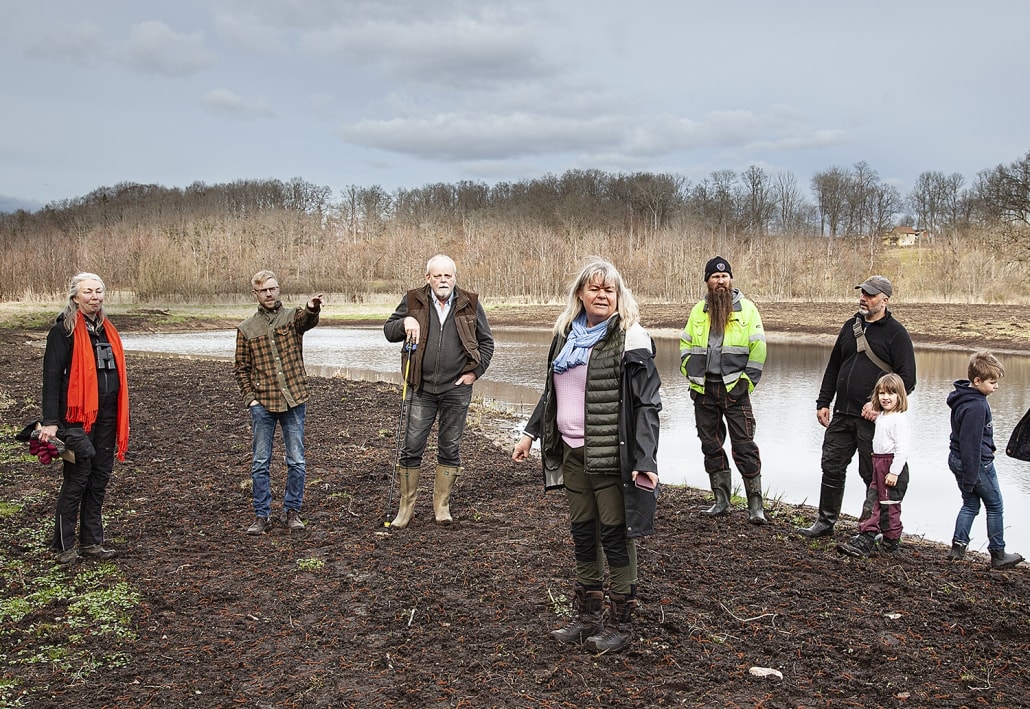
[{"left": 853, "top": 316, "right": 894, "bottom": 373}]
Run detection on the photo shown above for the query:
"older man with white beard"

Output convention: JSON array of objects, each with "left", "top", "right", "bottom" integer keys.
[
  {"left": 384, "top": 254, "right": 494, "bottom": 528},
  {"left": 680, "top": 257, "right": 768, "bottom": 524}
]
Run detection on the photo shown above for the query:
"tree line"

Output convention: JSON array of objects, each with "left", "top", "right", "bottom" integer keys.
[{"left": 1, "top": 150, "right": 1028, "bottom": 305}]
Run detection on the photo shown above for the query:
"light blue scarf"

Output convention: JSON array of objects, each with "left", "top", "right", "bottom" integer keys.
[{"left": 552, "top": 313, "right": 609, "bottom": 373}]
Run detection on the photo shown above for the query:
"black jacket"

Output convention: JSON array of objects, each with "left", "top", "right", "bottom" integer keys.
[{"left": 816, "top": 311, "right": 916, "bottom": 415}]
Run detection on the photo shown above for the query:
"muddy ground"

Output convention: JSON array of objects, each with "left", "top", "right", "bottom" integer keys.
[{"left": 1, "top": 302, "right": 1029, "bottom": 708}]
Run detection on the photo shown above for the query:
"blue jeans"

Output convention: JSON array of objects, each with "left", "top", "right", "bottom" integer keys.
[
  {"left": 250, "top": 403, "right": 306, "bottom": 518},
  {"left": 400, "top": 385, "right": 473, "bottom": 467},
  {"left": 949, "top": 452, "right": 1007, "bottom": 551}
]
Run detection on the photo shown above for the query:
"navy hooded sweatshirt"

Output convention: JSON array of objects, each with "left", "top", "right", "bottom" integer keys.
[{"left": 947, "top": 379, "right": 995, "bottom": 492}]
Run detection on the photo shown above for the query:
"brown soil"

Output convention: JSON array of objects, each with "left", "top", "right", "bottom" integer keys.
[{"left": 2, "top": 304, "right": 1029, "bottom": 708}]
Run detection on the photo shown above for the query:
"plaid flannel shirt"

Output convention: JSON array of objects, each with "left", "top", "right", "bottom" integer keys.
[{"left": 234, "top": 303, "right": 319, "bottom": 412}]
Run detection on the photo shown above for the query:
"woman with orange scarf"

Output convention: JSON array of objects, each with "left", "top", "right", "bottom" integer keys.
[{"left": 39, "top": 273, "right": 129, "bottom": 564}]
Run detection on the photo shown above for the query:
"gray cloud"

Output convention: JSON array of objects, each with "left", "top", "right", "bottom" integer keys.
[
  {"left": 123, "top": 21, "right": 216, "bottom": 77},
  {"left": 25, "top": 20, "right": 108, "bottom": 64},
  {"left": 338, "top": 105, "right": 849, "bottom": 165},
  {"left": 201, "top": 89, "right": 275, "bottom": 119}
]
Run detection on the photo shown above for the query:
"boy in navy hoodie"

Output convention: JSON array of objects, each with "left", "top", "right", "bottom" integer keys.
[{"left": 946, "top": 351, "right": 1023, "bottom": 569}]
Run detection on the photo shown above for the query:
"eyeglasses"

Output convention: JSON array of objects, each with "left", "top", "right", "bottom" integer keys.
[{"left": 253, "top": 286, "right": 280, "bottom": 294}]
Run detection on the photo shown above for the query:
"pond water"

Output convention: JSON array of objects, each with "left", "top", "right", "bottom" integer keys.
[{"left": 120, "top": 326, "right": 1030, "bottom": 555}]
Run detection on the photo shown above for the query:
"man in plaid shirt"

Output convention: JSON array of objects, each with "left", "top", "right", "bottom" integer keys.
[{"left": 234, "top": 270, "right": 323, "bottom": 535}]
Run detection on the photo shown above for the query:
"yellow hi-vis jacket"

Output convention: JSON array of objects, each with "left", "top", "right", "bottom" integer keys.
[{"left": 679, "top": 291, "right": 766, "bottom": 394}]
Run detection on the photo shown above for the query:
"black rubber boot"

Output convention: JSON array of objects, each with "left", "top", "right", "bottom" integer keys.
[
  {"left": 798, "top": 483, "right": 845, "bottom": 538},
  {"left": 584, "top": 592, "right": 637, "bottom": 654},
  {"left": 989, "top": 549, "right": 1024, "bottom": 570},
  {"left": 743, "top": 475, "right": 767, "bottom": 525},
  {"left": 551, "top": 583, "right": 604, "bottom": 645},
  {"left": 702, "top": 470, "right": 732, "bottom": 516},
  {"left": 947, "top": 541, "right": 967, "bottom": 561}
]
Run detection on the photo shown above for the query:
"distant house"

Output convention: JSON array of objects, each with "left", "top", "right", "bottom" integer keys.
[{"left": 883, "top": 226, "right": 931, "bottom": 247}]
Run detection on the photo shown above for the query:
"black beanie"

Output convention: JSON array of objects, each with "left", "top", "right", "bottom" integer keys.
[{"left": 704, "top": 256, "right": 732, "bottom": 281}]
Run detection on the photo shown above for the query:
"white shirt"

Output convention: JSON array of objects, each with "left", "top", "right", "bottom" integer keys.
[{"left": 873, "top": 410, "right": 911, "bottom": 476}]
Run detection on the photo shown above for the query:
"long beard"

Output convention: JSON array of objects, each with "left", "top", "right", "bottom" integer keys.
[{"left": 707, "top": 287, "right": 734, "bottom": 334}]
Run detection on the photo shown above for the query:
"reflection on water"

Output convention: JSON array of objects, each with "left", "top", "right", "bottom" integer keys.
[{"left": 121, "top": 325, "right": 1030, "bottom": 553}]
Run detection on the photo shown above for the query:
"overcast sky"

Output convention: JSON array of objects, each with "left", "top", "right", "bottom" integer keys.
[{"left": 2, "top": 0, "right": 1027, "bottom": 213}]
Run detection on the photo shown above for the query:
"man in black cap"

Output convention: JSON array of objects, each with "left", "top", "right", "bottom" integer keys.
[
  {"left": 798, "top": 275, "right": 917, "bottom": 539},
  {"left": 680, "top": 257, "right": 768, "bottom": 524}
]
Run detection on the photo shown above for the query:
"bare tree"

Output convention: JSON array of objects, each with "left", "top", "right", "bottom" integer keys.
[
  {"left": 975, "top": 150, "right": 1030, "bottom": 225},
  {"left": 739, "top": 165, "right": 775, "bottom": 238}
]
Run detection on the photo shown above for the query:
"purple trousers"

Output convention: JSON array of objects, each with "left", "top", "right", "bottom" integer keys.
[{"left": 858, "top": 453, "right": 905, "bottom": 540}]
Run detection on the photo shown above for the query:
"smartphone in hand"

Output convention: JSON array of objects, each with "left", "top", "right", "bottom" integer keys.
[{"left": 634, "top": 474, "right": 656, "bottom": 492}]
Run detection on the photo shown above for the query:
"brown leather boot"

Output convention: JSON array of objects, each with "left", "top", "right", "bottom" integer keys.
[
  {"left": 390, "top": 466, "right": 420, "bottom": 529},
  {"left": 433, "top": 465, "right": 460, "bottom": 524},
  {"left": 551, "top": 583, "right": 604, "bottom": 645},
  {"left": 585, "top": 592, "right": 637, "bottom": 653}
]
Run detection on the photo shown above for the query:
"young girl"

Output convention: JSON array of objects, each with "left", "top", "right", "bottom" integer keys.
[{"left": 838, "top": 373, "right": 911, "bottom": 557}]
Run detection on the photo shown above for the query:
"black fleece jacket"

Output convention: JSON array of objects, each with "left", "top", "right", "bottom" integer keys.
[{"left": 816, "top": 310, "right": 916, "bottom": 416}]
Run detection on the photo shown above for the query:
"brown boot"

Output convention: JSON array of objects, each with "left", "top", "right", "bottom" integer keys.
[
  {"left": 433, "top": 465, "right": 460, "bottom": 524},
  {"left": 390, "top": 466, "right": 420, "bottom": 529},
  {"left": 551, "top": 583, "right": 604, "bottom": 645},
  {"left": 584, "top": 592, "right": 637, "bottom": 653}
]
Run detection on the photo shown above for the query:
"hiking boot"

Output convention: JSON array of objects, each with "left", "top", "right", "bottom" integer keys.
[
  {"left": 877, "top": 537, "right": 900, "bottom": 555},
  {"left": 286, "top": 509, "right": 305, "bottom": 531},
  {"left": 585, "top": 593, "right": 637, "bottom": 654},
  {"left": 989, "top": 549, "right": 1024, "bottom": 570},
  {"left": 948, "top": 542, "right": 967, "bottom": 561},
  {"left": 551, "top": 583, "right": 604, "bottom": 645},
  {"left": 81, "top": 544, "right": 117, "bottom": 560},
  {"left": 837, "top": 532, "right": 876, "bottom": 558},
  {"left": 56, "top": 548, "right": 80, "bottom": 565},
  {"left": 247, "top": 516, "right": 272, "bottom": 535}
]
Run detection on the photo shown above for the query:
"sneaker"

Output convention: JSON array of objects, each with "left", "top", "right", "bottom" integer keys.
[
  {"left": 81, "top": 544, "right": 118, "bottom": 560},
  {"left": 286, "top": 510, "right": 305, "bottom": 531},
  {"left": 247, "top": 516, "right": 272, "bottom": 535},
  {"left": 837, "top": 533, "right": 876, "bottom": 558},
  {"left": 56, "top": 548, "right": 80, "bottom": 565}
]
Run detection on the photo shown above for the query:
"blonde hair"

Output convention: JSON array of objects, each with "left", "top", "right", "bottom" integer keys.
[
  {"left": 870, "top": 373, "right": 908, "bottom": 413},
  {"left": 251, "top": 270, "right": 278, "bottom": 288},
  {"left": 968, "top": 350, "right": 1005, "bottom": 382},
  {"left": 60, "top": 272, "right": 106, "bottom": 335},
  {"left": 554, "top": 256, "right": 639, "bottom": 334}
]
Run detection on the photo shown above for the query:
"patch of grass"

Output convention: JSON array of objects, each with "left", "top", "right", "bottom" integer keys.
[
  {"left": 0, "top": 501, "right": 142, "bottom": 696},
  {"left": 297, "top": 557, "right": 326, "bottom": 572},
  {"left": 547, "top": 587, "right": 571, "bottom": 619},
  {"left": 0, "top": 424, "right": 37, "bottom": 467},
  {"left": 0, "top": 500, "right": 23, "bottom": 518}
]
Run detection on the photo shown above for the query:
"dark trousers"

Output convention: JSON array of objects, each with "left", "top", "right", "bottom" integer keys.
[
  {"left": 52, "top": 393, "right": 117, "bottom": 551},
  {"left": 692, "top": 377, "right": 761, "bottom": 477},
  {"left": 562, "top": 444, "right": 636, "bottom": 596},
  {"left": 400, "top": 384, "right": 473, "bottom": 467},
  {"left": 820, "top": 413, "right": 875, "bottom": 487}
]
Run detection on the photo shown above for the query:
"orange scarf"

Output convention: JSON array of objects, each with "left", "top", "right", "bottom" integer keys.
[{"left": 65, "top": 311, "right": 130, "bottom": 461}]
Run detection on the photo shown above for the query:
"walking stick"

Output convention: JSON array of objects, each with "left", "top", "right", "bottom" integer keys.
[{"left": 384, "top": 339, "right": 416, "bottom": 527}]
